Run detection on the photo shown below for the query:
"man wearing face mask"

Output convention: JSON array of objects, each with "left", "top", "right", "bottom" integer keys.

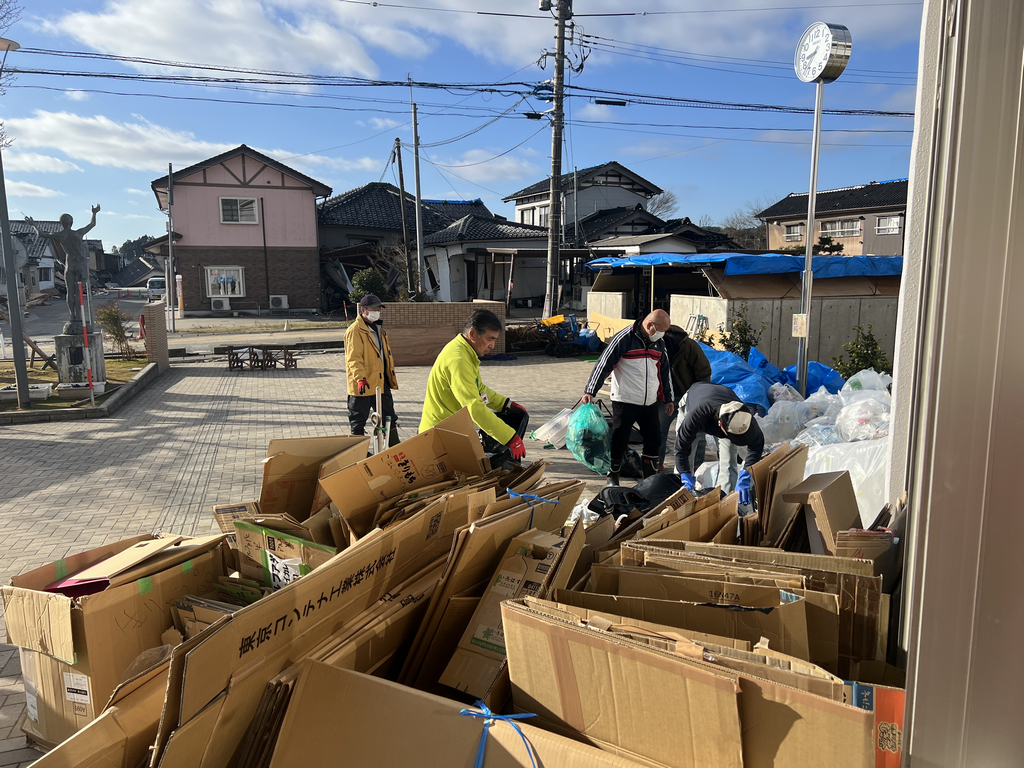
[
  {"left": 345, "top": 294, "right": 400, "bottom": 446},
  {"left": 582, "top": 309, "right": 675, "bottom": 485}
]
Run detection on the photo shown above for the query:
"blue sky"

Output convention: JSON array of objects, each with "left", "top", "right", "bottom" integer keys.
[{"left": 3, "top": 0, "right": 921, "bottom": 250}]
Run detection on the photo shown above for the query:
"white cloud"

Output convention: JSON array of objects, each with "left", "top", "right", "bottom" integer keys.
[
  {"left": 370, "top": 118, "right": 401, "bottom": 130},
  {"left": 2, "top": 111, "right": 375, "bottom": 177},
  {"left": 64, "top": 90, "right": 90, "bottom": 102},
  {"left": 124, "top": 188, "right": 149, "bottom": 196},
  {"left": 428, "top": 149, "right": 540, "bottom": 185},
  {"left": 577, "top": 103, "right": 616, "bottom": 122},
  {"left": 7, "top": 181, "right": 62, "bottom": 198},
  {"left": 4, "top": 152, "right": 82, "bottom": 173}
]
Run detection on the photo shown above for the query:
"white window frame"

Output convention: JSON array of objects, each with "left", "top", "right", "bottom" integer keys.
[
  {"left": 537, "top": 205, "right": 550, "bottom": 227},
  {"left": 205, "top": 266, "right": 246, "bottom": 297},
  {"left": 784, "top": 224, "right": 804, "bottom": 242},
  {"left": 875, "top": 215, "right": 902, "bottom": 235},
  {"left": 520, "top": 207, "right": 535, "bottom": 226},
  {"left": 219, "top": 197, "right": 258, "bottom": 225},
  {"left": 820, "top": 218, "right": 862, "bottom": 238}
]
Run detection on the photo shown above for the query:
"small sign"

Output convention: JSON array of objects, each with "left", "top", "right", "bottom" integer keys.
[{"left": 792, "top": 314, "right": 808, "bottom": 337}]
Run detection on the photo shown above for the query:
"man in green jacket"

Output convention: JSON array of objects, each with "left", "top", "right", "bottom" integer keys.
[{"left": 419, "top": 309, "right": 528, "bottom": 464}]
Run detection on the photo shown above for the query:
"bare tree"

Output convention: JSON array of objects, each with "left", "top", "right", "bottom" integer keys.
[
  {"left": 647, "top": 189, "right": 679, "bottom": 219},
  {"left": 719, "top": 192, "right": 783, "bottom": 250},
  {"left": 0, "top": 1, "right": 22, "bottom": 148},
  {"left": 697, "top": 213, "right": 715, "bottom": 228}
]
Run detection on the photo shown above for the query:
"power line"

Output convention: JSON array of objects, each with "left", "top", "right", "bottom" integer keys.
[{"left": 401, "top": 124, "right": 547, "bottom": 168}]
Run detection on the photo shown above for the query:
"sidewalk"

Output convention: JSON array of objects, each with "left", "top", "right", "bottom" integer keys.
[{"left": 0, "top": 352, "right": 610, "bottom": 761}]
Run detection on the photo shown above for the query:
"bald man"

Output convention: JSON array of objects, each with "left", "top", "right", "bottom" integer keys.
[{"left": 582, "top": 309, "right": 675, "bottom": 485}]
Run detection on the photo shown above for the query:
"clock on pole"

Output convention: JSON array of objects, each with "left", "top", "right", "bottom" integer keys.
[{"left": 792, "top": 22, "right": 852, "bottom": 396}]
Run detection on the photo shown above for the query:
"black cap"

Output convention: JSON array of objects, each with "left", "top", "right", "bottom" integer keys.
[{"left": 359, "top": 294, "right": 383, "bottom": 308}]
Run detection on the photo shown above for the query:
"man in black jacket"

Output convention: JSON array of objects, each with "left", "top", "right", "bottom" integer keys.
[
  {"left": 582, "top": 309, "right": 674, "bottom": 486},
  {"left": 658, "top": 325, "right": 712, "bottom": 470},
  {"left": 674, "top": 381, "right": 765, "bottom": 505}
]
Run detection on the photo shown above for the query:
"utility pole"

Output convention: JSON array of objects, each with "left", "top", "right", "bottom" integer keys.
[
  {"left": 543, "top": 0, "right": 571, "bottom": 319},
  {"left": 393, "top": 138, "right": 415, "bottom": 294},
  {"left": 166, "top": 163, "right": 176, "bottom": 332},
  {"left": 411, "top": 101, "right": 426, "bottom": 295}
]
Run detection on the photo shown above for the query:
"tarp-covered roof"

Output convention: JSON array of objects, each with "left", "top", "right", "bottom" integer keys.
[{"left": 586, "top": 252, "right": 903, "bottom": 278}]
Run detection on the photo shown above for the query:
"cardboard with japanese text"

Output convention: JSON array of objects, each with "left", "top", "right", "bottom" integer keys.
[
  {"left": 267, "top": 661, "right": 652, "bottom": 768},
  {"left": 3, "top": 535, "right": 227, "bottom": 746},
  {"left": 158, "top": 490, "right": 476, "bottom": 768},
  {"left": 782, "top": 471, "right": 861, "bottom": 555},
  {"left": 552, "top": 587, "right": 811, "bottom": 661},
  {"left": 844, "top": 681, "right": 905, "bottom": 768},
  {"left": 439, "top": 522, "right": 583, "bottom": 701},
  {"left": 213, "top": 501, "right": 260, "bottom": 547},
  {"left": 260, "top": 435, "right": 369, "bottom": 518},
  {"left": 504, "top": 597, "right": 874, "bottom": 768},
  {"left": 232, "top": 519, "right": 336, "bottom": 589},
  {"left": 318, "top": 408, "right": 489, "bottom": 538},
  {"left": 28, "top": 658, "right": 170, "bottom": 768}
]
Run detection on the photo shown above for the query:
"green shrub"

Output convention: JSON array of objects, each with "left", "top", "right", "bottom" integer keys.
[
  {"left": 95, "top": 300, "right": 138, "bottom": 359},
  {"left": 349, "top": 268, "right": 389, "bottom": 304},
  {"left": 719, "top": 302, "right": 766, "bottom": 361},
  {"left": 832, "top": 325, "right": 891, "bottom": 378}
]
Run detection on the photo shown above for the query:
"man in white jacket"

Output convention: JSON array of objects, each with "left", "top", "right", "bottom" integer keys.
[{"left": 582, "top": 309, "right": 674, "bottom": 485}]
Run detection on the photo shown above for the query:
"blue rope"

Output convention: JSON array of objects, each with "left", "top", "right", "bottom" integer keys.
[
  {"left": 459, "top": 700, "right": 538, "bottom": 768},
  {"left": 507, "top": 489, "right": 561, "bottom": 528}
]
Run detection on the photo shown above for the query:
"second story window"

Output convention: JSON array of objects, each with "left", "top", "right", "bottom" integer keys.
[
  {"left": 220, "top": 197, "right": 258, "bottom": 224},
  {"left": 537, "top": 205, "right": 550, "bottom": 227},
  {"left": 784, "top": 224, "right": 804, "bottom": 242},
  {"left": 821, "top": 219, "right": 862, "bottom": 238},
  {"left": 876, "top": 215, "right": 902, "bottom": 235}
]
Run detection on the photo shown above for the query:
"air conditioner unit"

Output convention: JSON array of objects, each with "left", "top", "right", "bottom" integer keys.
[
  {"left": 211, "top": 297, "right": 231, "bottom": 311},
  {"left": 269, "top": 294, "right": 289, "bottom": 310}
]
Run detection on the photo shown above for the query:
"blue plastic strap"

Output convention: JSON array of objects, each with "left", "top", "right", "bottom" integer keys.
[
  {"left": 459, "top": 701, "right": 538, "bottom": 768},
  {"left": 506, "top": 489, "right": 561, "bottom": 528}
]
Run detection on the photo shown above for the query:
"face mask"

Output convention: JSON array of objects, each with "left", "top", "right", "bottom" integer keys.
[
  {"left": 649, "top": 329, "right": 665, "bottom": 342},
  {"left": 365, "top": 311, "right": 381, "bottom": 323}
]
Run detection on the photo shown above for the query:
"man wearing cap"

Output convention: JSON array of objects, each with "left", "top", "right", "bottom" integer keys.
[
  {"left": 345, "top": 294, "right": 400, "bottom": 446},
  {"left": 674, "top": 381, "right": 765, "bottom": 505}
]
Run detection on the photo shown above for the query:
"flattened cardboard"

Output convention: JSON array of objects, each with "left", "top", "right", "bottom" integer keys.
[
  {"left": 762, "top": 445, "right": 809, "bottom": 545},
  {"left": 61, "top": 537, "right": 185, "bottom": 584},
  {"left": 318, "top": 409, "right": 488, "bottom": 537},
  {"left": 213, "top": 501, "right": 260, "bottom": 546},
  {"left": 782, "top": 471, "right": 861, "bottom": 555},
  {"left": 232, "top": 520, "right": 336, "bottom": 587},
  {"left": 261, "top": 435, "right": 369, "bottom": 518}
]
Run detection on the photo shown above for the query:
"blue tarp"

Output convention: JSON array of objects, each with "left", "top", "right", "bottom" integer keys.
[{"left": 586, "top": 252, "right": 903, "bottom": 278}]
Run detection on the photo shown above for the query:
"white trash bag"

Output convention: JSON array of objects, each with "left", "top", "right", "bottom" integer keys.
[
  {"left": 769, "top": 382, "right": 804, "bottom": 403},
  {"left": 531, "top": 406, "right": 576, "bottom": 449},
  {"left": 757, "top": 400, "right": 813, "bottom": 444},
  {"left": 835, "top": 398, "right": 891, "bottom": 442}
]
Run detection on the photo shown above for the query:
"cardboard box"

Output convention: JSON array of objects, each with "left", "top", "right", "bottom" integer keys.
[
  {"left": 260, "top": 435, "right": 369, "bottom": 518},
  {"left": 3, "top": 535, "right": 226, "bottom": 745},
  {"left": 232, "top": 519, "right": 337, "bottom": 589},
  {"left": 439, "top": 523, "right": 583, "bottom": 700},
  {"left": 844, "top": 681, "right": 905, "bottom": 768},
  {"left": 782, "top": 471, "right": 861, "bottom": 555},
  {"left": 212, "top": 501, "right": 260, "bottom": 547},
  {"left": 318, "top": 408, "right": 489, "bottom": 538},
  {"left": 268, "top": 661, "right": 651, "bottom": 767}
]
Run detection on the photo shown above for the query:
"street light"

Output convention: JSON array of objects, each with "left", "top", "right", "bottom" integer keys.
[{"left": 0, "top": 37, "right": 28, "bottom": 409}]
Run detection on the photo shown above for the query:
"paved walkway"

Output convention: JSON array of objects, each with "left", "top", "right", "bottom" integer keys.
[{"left": 0, "top": 350, "right": 618, "bottom": 762}]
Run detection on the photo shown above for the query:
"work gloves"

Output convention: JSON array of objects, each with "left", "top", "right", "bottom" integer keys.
[
  {"left": 679, "top": 472, "right": 695, "bottom": 491},
  {"left": 357, "top": 378, "right": 369, "bottom": 395},
  {"left": 508, "top": 434, "right": 526, "bottom": 461},
  {"left": 737, "top": 469, "right": 753, "bottom": 506},
  {"left": 503, "top": 400, "right": 527, "bottom": 416}
]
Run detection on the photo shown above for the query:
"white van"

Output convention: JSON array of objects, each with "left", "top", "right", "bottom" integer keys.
[{"left": 147, "top": 277, "right": 166, "bottom": 302}]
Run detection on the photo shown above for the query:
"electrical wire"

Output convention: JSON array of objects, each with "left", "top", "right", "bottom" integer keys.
[{"left": 402, "top": 124, "right": 546, "bottom": 168}]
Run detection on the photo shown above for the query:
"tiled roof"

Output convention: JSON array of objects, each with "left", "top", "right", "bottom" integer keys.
[
  {"left": 756, "top": 179, "right": 909, "bottom": 220},
  {"left": 503, "top": 161, "right": 663, "bottom": 201},
  {"left": 576, "top": 205, "right": 663, "bottom": 242},
  {"left": 85, "top": 238, "right": 104, "bottom": 252},
  {"left": 423, "top": 214, "right": 549, "bottom": 245},
  {"left": 320, "top": 183, "right": 496, "bottom": 235},
  {"left": 422, "top": 198, "right": 492, "bottom": 222},
  {"left": 150, "top": 144, "right": 332, "bottom": 197},
  {"left": 112, "top": 257, "right": 162, "bottom": 287},
  {"left": 10, "top": 221, "right": 60, "bottom": 261}
]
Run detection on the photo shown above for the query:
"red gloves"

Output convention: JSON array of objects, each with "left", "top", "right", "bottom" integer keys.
[
  {"left": 508, "top": 401, "right": 526, "bottom": 413},
  {"left": 357, "top": 378, "right": 369, "bottom": 394},
  {"left": 508, "top": 434, "right": 526, "bottom": 461}
]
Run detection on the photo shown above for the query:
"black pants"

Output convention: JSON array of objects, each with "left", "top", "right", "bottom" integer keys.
[
  {"left": 610, "top": 401, "right": 662, "bottom": 470},
  {"left": 348, "top": 390, "right": 398, "bottom": 443}
]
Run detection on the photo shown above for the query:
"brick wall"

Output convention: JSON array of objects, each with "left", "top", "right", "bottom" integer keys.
[
  {"left": 385, "top": 300, "right": 507, "bottom": 354},
  {"left": 174, "top": 246, "right": 319, "bottom": 313}
]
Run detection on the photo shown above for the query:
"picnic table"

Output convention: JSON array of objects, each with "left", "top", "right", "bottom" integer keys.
[{"left": 227, "top": 345, "right": 298, "bottom": 371}]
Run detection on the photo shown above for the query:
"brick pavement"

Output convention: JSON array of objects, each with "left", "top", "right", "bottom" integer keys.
[{"left": 0, "top": 349, "right": 619, "bottom": 761}]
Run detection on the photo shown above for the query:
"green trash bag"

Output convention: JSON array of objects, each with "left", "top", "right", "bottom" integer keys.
[{"left": 566, "top": 403, "right": 612, "bottom": 475}]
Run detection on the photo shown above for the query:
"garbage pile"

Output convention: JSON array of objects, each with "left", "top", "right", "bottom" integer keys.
[{"left": 2, "top": 408, "right": 906, "bottom": 768}]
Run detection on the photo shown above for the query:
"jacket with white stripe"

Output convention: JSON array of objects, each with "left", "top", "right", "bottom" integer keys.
[{"left": 584, "top": 319, "right": 674, "bottom": 406}]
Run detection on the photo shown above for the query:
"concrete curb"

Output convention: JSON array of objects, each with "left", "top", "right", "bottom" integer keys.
[{"left": 0, "top": 363, "right": 160, "bottom": 425}]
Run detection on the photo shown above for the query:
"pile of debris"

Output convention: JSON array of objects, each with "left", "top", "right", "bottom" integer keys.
[{"left": 2, "top": 408, "right": 905, "bottom": 768}]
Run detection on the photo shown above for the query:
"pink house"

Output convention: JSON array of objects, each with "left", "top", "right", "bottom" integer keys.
[{"left": 149, "top": 145, "right": 332, "bottom": 315}]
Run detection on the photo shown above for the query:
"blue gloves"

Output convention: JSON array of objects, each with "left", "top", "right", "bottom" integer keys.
[
  {"left": 680, "top": 472, "right": 695, "bottom": 491},
  {"left": 737, "top": 469, "right": 753, "bottom": 506}
]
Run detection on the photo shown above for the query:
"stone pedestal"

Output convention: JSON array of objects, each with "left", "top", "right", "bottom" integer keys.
[{"left": 55, "top": 332, "right": 105, "bottom": 385}]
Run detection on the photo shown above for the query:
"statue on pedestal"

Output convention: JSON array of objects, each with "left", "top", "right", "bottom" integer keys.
[{"left": 25, "top": 204, "right": 101, "bottom": 334}]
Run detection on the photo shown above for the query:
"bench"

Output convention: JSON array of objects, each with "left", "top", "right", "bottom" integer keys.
[{"left": 227, "top": 345, "right": 298, "bottom": 371}]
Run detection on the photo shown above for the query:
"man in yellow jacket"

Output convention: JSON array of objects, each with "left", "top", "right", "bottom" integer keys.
[
  {"left": 419, "top": 309, "right": 528, "bottom": 464},
  {"left": 345, "top": 294, "right": 400, "bottom": 446}
]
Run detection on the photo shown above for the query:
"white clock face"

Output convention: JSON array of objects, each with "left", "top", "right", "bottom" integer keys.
[{"left": 796, "top": 22, "right": 834, "bottom": 82}]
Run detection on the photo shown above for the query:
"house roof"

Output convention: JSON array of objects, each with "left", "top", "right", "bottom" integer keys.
[
  {"left": 85, "top": 239, "right": 104, "bottom": 252},
  {"left": 423, "top": 214, "right": 549, "bottom": 245},
  {"left": 502, "top": 161, "right": 663, "bottom": 202},
  {"left": 10, "top": 221, "right": 60, "bottom": 261},
  {"left": 576, "top": 205, "right": 664, "bottom": 242},
  {"left": 756, "top": 179, "right": 909, "bottom": 220},
  {"left": 320, "top": 183, "right": 494, "bottom": 235},
  {"left": 591, "top": 233, "right": 694, "bottom": 247},
  {"left": 421, "top": 198, "right": 493, "bottom": 222},
  {"left": 150, "top": 144, "right": 333, "bottom": 198},
  {"left": 112, "top": 256, "right": 163, "bottom": 287}
]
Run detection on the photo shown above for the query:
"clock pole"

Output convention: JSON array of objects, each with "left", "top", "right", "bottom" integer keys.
[{"left": 796, "top": 78, "right": 824, "bottom": 397}]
